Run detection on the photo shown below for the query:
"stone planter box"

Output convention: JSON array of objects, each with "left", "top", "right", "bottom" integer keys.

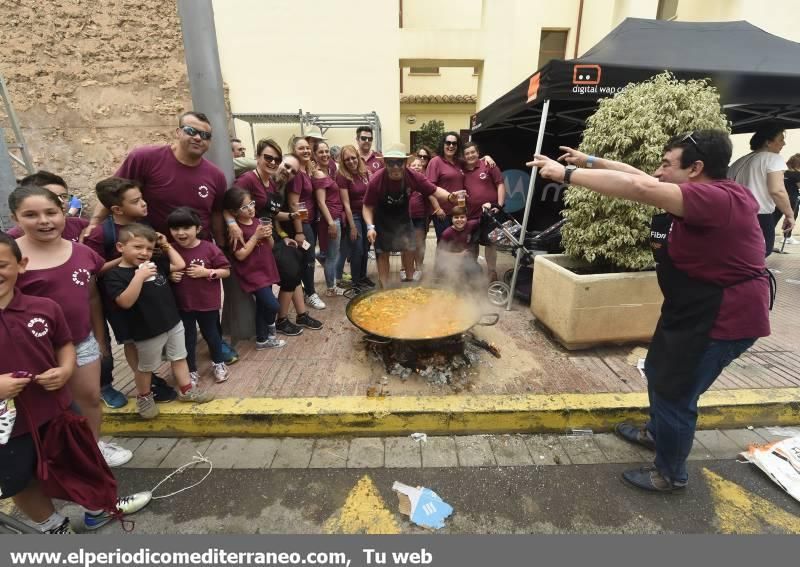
[{"left": 530, "top": 254, "right": 663, "bottom": 350}]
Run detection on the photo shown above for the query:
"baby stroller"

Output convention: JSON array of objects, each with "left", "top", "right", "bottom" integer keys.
[{"left": 481, "top": 208, "right": 566, "bottom": 306}]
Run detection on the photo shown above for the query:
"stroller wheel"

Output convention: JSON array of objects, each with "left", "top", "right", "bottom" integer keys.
[
  {"left": 503, "top": 269, "right": 514, "bottom": 285},
  {"left": 488, "top": 282, "right": 511, "bottom": 306}
]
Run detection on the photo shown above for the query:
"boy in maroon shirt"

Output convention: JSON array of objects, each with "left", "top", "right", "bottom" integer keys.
[{"left": 437, "top": 207, "right": 481, "bottom": 282}]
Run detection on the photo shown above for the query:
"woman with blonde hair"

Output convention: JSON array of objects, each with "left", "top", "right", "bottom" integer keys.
[{"left": 336, "top": 145, "right": 373, "bottom": 289}]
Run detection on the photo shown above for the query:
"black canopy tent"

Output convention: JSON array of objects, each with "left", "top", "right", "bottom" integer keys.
[{"left": 471, "top": 18, "right": 800, "bottom": 309}]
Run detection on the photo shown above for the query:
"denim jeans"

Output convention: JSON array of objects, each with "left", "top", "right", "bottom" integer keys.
[
  {"left": 644, "top": 338, "right": 756, "bottom": 484},
  {"left": 321, "top": 218, "right": 342, "bottom": 288},
  {"left": 432, "top": 215, "right": 452, "bottom": 242},
  {"left": 180, "top": 310, "right": 225, "bottom": 372},
  {"left": 300, "top": 222, "right": 317, "bottom": 295},
  {"left": 252, "top": 287, "right": 280, "bottom": 341},
  {"left": 338, "top": 214, "right": 367, "bottom": 283}
]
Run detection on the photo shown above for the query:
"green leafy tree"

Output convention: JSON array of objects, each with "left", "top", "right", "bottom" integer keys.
[
  {"left": 414, "top": 119, "right": 445, "bottom": 152},
  {"left": 561, "top": 72, "right": 730, "bottom": 271}
]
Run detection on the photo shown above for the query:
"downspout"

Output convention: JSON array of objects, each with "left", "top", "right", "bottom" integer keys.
[{"left": 574, "top": 0, "right": 584, "bottom": 57}]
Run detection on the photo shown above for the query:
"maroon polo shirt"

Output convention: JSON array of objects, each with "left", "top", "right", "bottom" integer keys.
[
  {"left": 234, "top": 170, "right": 276, "bottom": 214},
  {"left": 463, "top": 161, "right": 503, "bottom": 220},
  {"left": 363, "top": 168, "right": 436, "bottom": 209},
  {"left": 337, "top": 172, "right": 369, "bottom": 216},
  {"left": 172, "top": 240, "right": 230, "bottom": 312},
  {"left": 7, "top": 217, "right": 89, "bottom": 243},
  {"left": 288, "top": 170, "right": 316, "bottom": 224},
  {"left": 313, "top": 175, "right": 343, "bottom": 222},
  {"left": 231, "top": 220, "right": 279, "bottom": 293},
  {"left": 426, "top": 156, "right": 464, "bottom": 215},
  {"left": 363, "top": 151, "right": 384, "bottom": 172},
  {"left": 440, "top": 220, "right": 480, "bottom": 253}
]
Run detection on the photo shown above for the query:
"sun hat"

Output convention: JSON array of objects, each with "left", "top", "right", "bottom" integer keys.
[
  {"left": 304, "top": 125, "right": 326, "bottom": 140},
  {"left": 382, "top": 143, "right": 410, "bottom": 159}
]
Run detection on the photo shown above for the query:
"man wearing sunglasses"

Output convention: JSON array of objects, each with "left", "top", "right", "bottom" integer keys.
[
  {"left": 356, "top": 126, "right": 383, "bottom": 171},
  {"left": 534, "top": 130, "right": 769, "bottom": 494},
  {"left": 362, "top": 143, "right": 457, "bottom": 288}
]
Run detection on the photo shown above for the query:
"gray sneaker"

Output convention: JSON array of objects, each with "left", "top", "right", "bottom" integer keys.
[
  {"left": 256, "top": 337, "right": 287, "bottom": 349},
  {"left": 177, "top": 385, "right": 215, "bottom": 404},
  {"left": 136, "top": 392, "right": 159, "bottom": 420}
]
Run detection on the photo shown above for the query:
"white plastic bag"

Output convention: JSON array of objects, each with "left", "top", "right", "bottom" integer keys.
[
  {"left": 0, "top": 399, "right": 16, "bottom": 445},
  {"left": 741, "top": 435, "right": 800, "bottom": 503}
]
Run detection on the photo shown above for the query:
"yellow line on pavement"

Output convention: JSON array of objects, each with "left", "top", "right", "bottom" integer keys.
[
  {"left": 323, "top": 475, "right": 401, "bottom": 534},
  {"left": 101, "top": 388, "right": 800, "bottom": 437},
  {"left": 703, "top": 468, "right": 800, "bottom": 534}
]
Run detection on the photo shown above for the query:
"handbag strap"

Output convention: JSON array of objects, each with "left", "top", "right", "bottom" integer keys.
[{"left": 14, "top": 397, "right": 48, "bottom": 481}]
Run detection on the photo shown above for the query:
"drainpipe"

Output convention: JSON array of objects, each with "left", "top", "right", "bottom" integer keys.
[{"left": 574, "top": 0, "right": 584, "bottom": 57}]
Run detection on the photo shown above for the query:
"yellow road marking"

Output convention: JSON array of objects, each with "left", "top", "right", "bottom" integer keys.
[
  {"left": 703, "top": 468, "right": 800, "bottom": 534},
  {"left": 323, "top": 475, "right": 401, "bottom": 534}
]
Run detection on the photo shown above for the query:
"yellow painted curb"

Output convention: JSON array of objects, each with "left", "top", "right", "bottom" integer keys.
[{"left": 102, "top": 388, "right": 800, "bottom": 438}]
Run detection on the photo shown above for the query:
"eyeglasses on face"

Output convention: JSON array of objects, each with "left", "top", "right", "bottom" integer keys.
[
  {"left": 359, "top": 136, "right": 373, "bottom": 142},
  {"left": 444, "top": 140, "right": 458, "bottom": 147},
  {"left": 181, "top": 125, "right": 212, "bottom": 140},
  {"left": 238, "top": 201, "right": 256, "bottom": 212},
  {"left": 385, "top": 160, "right": 405, "bottom": 169},
  {"left": 261, "top": 154, "right": 282, "bottom": 165},
  {"left": 55, "top": 193, "right": 72, "bottom": 203}
]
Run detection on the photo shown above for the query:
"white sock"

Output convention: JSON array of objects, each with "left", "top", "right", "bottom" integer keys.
[{"left": 36, "top": 512, "right": 66, "bottom": 532}]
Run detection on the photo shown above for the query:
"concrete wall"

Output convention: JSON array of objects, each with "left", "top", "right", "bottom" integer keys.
[{"left": 0, "top": 0, "right": 191, "bottom": 201}]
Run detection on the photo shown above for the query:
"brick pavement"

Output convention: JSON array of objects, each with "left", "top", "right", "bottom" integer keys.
[
  {"left": 109, "top": 237, "right": 800, "bottom": 399},
  {"left": 103, "top": 427, "right": 798, "bottom": 469}
]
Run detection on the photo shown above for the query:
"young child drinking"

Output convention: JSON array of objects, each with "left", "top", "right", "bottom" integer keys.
[
  {"left": 437, "top": 206, "right": 482, "bottom": 282},
  {"left": 0, "top": 233, "right": 148, "bottom": 533},
  {"left": 85, "top": 177, "right": 177, "bottom": 407},
  {"left": 102, "top": 224, "right": 214, "bottom": 419},
  {"left": 10, "top": 185, "right": 132, "bottom": 468},
  {"left": 223, "top": 187, "right": 286, "bottom": 349},
  {"left": 167, "top": 207, "right": 231, "bottom": 384}
]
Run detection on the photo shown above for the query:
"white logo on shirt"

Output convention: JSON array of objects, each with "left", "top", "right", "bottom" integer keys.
[
  {"left": 27, "top": 317, "right": 49, "bottom": 338},
  {"left": 154, "top": 274, "right": 168, "bottom": 286},
  {"left": 479, "top": 172, "right": 487, "bottom": 180},
  {"left": 190, "top": 259, "right": 205, "bottom": 267},
  {"left": 71, "top": 268, "right": 91, "bottom": 286},
  {"left": 198, "top": 185, "right": 210, "bottom": 198},
  {"left": 372, "top": 162, "right": 380, "bottom": 169}
]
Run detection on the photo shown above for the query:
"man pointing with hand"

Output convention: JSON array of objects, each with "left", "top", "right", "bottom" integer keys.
[{"left": 530, "top": 130, "right": 771, "bottom": 493}]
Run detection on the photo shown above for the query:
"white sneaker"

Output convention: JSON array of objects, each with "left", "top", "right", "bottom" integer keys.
[
  {"left": 256, "top": 337, "right": 287, "bottom": 349},
  {"left": 98, "top": 440, "right": 133, "bottom": 468},
  {"left": 400, "top": 270, "right": 407, "bottom": 280},
  {"left": 412, "top": 270, "right": 422, "bottom": 281},
  {"left": 212, "top": 362, "right": 229, "bottom": 383},
  {"left": 305, "top": 293, "right": 327, "bottom": 310},
  {"left": 189, "top": 371, "right": 200, "bottom": 387},
  {"left": 784, "top": 237, "right": 799, "bottom": 245}
]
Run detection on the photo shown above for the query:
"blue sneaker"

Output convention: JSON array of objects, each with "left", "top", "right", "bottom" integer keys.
[
  {"left": 220, "top": 341, "right": 239, "bottom": 365},
  {"left": 100, "top": 385, "right": 128, "bottom": 409},
  {"left": 84, "top": 492, "right": 152, "bottom": 531}
]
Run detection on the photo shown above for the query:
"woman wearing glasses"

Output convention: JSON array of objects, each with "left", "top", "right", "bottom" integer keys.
[
  {"left": 336, "top": 145, "right": 374, "bottom": 290},
  {"left": 427, "top": 132, "right": 465, "bottom": 241},
  {"left": 7, "top": 171, "right": 89, "bottom": 242}
]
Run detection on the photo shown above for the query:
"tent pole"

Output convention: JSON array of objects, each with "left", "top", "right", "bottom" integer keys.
[{"left": 506, "top": 99, "right": 550, "bottom": 311}]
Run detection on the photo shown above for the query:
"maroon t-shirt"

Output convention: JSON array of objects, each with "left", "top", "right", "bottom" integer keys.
[
  {"left": 327, "top": 160, "right": 337, "bottom": 178},
  {"left": 84, "top": 221, "right": 124, "bottom": 261},
  {"left": 288, "top": 170, "right": 316, "bottom": 224},
  {"left": 364, "top": 168, "right": 437, "bottom": 209},
  {"left": 313, "top": 174, "right": 343, "bottom": 222},
  {"left": 1, "top": 291, "right": 73, "bottom": 438},
  {"left": 671, "top": 180, "right": 770, "bottom": 340},
  {"left": 364, "top": 152, "right": 384, "bottom": 172},
  {"left": 17, "top": 243, "right": 105, "bottom": 342},
  {"left": 7, "top": 217, "right": 89, "bottom": 242},
  {"left": 231, "top": 220, "right": 279, "bottom": 293},
  {"left": 234, "top": 170, "right": 275, "bottom": 214},
  {"left": 426, "top": 156, "right": 464, "bottom": 215},
  {"left": 336, "top": 172, "right": 369, "bottom": 216},
  {"left": 463, "top": 161, "right": 503, "bottom": 220},
  {"left": 115, "top": 145, "right": 226, "bottom": 237},
  {"left": 440, "top": 220, "right": 480, "bottom": 253},
  {"left": 172, "top": 240, "right": 230, "bottom": 312}
]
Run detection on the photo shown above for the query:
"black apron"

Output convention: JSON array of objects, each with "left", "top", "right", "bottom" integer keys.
[
  {"left": 644, "top": 213, "right": 724, "bottom": 401},
  {"left": 375, "top": 175, "right": 414, "bottom": 252}
]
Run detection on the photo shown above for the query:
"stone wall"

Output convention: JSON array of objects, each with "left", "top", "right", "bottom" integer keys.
[{"left": 0, "top": 0, "right": 191, "bottom": 202}]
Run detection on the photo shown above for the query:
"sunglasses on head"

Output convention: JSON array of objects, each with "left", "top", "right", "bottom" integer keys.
[
  {"left": 261, "top": 154, "right": 281, "bottom": 165},
  {"left": 385, "top": 160, "right": 405, "bottom": 169},
  {"left": 444, "top": 140, "right": 458, "bottom": 147},
  {"left": 359, "top": 136, "right": 373, "bottom": 142},
  {"left": 180, "top": 125, "right": 212, "bottom": 140},
  {"left": 680, "top": 132, "right": 705, "bottom": 157}
]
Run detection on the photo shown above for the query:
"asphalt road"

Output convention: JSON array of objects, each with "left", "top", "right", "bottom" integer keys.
[{"left": 66, "top": 460, "right": 800, "bottom": 535}]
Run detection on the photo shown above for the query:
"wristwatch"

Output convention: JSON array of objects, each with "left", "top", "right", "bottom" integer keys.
[
  {"left": 563, "top": 165, "right": 578, "bottom": 185},
  {"left": 208, "top": 270, "right": 218, "bottom": 280},
  {"left": 367, "top": 224, "right": 376, "bottom": 230}
]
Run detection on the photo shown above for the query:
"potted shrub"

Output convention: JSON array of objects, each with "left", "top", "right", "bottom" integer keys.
[{"left": 531, "top": 72, "right": 730, "bottom": 349}]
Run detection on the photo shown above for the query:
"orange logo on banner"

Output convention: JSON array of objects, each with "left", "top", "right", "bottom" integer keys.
[
  {"left": 573, "top": 64, "right": 602, "bottom": 85},
  {"left": 526, "top": 73, "right": 541, "bottom": 103}
]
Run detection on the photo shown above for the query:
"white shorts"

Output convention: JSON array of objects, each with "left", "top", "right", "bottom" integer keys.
[
  {"left": 134, "top": 322, "right": 188, "bottom": 372},
  {"left": 75, "top": 333, "right": 101, "bottom": 367}
]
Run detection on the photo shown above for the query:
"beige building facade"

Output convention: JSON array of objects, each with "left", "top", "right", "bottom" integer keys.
[{"left": 213, "top": 0, "right": 800, "bottom": 158}]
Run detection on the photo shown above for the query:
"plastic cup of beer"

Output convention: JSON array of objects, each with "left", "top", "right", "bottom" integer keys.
[
  {"left": 259, "top": 216, "right": 271, "bottom": 226},
  {"left": 456, "top": 190, "right": 467, "bottom": 208},
  {"left": 298, "top": 202, "right": 309, "bottom": 221}
]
